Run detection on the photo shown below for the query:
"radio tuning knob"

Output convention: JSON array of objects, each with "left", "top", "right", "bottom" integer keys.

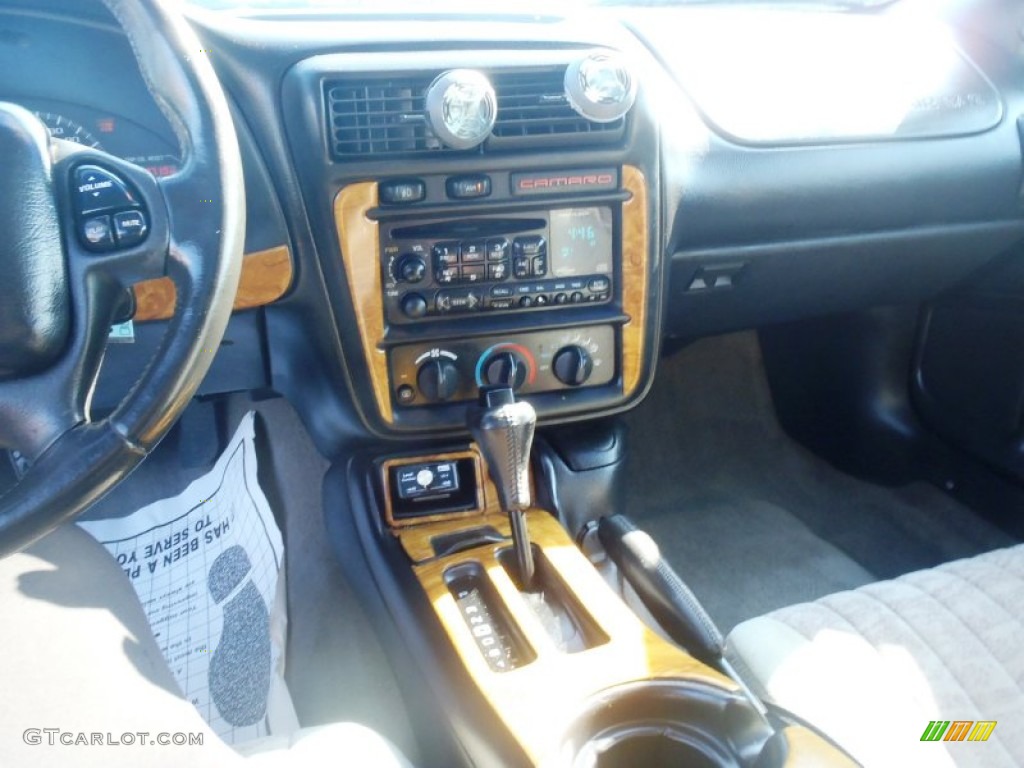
[
  {"left": 553, "top": 345, "right": 594, "bottom": 387},
  {"left": 400, "top": 293, "right": 428, "bottom": 319},
  {"left": 417, "top": 359, "right": 460, "bottom": 402},
  {"left": 395, "top": 254, "right": 427, "bottom": 284}
]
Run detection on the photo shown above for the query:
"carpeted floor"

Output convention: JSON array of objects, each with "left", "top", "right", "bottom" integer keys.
[{"left": 622, "top": 332, "right": 1017, "bottom": 633}]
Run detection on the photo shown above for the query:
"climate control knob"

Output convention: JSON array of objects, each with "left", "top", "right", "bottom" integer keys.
[
  {"left": 552, "top": 345, "right": 594, "bottom": 387},
  {"left": 482, "top": 351, "right": 528, "bottom": 390},
  {"left": 395, "top": 254, "right": 427, "bottom": 284},
  {"left": 417, "top": 359, "right": 460, "bottom": 402}
]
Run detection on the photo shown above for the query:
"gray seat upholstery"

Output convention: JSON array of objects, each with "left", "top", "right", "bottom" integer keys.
[
  {"left": 0, "top": 524, "right": 411, "bottom": 768},
  {"left": 727, "top": 544, "right": 1024, "bottom": 768}
]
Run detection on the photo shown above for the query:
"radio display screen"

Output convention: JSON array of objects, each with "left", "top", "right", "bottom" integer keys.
[{"left": 548, "top": 207, "right": 613, "bottom": 278}]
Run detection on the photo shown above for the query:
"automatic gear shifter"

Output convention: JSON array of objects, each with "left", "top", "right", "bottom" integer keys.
[{"left": 468, "top": 386, "right": 537, "bottom": 590}]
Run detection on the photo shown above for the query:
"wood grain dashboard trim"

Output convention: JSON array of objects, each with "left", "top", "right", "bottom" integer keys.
[
  {"left": 409, "top": 509, "right": 737, "bottom": 764},
  {"left": 333, "top": 182, "right": 394, "bottom": 424},
  {"left": 132, "top": 244, "right": 293, "bottom": 322},
  {"left": 620, "top": 165, "right": 650, "bottom": 398}
]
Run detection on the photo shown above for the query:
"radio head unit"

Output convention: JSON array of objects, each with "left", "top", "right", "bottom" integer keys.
[{"left": 381, "top": 207, "right": 615, "bottom": 324}]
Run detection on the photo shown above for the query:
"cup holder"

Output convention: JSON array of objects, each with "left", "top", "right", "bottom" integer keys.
[{"left": 551, "top": 679, "right": 775, "bottom": 768}]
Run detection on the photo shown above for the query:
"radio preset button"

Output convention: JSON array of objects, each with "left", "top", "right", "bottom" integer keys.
[
  {"left": 432, "top": 241, "right": 460, "bottom": 265},
  {"left": 461, "top": 265, "right": 485, "bottom": 283},
  {"left": 488, "top": 262, "right": 508, "bottom": 281},
  {"left": 461, "top": 240, "right": 486, "bottom": 262},
  {"left": 486, "top": 238, "right": 509, "bottom": 261}
]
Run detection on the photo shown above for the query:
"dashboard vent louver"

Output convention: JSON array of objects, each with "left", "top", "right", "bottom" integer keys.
[
  {"left": 326, "top": 77, "right": 454, "bottom": 160},
  {"left": 325, "top": 68, "right": 626, "bottom": 162},
  {"left": 489, "top": 69, "right": 625, "bottom": 148}
]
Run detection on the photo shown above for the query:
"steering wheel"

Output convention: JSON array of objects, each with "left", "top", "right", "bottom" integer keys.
[{"left": 0, "top": 0, "right": 244, "bottom": 556}]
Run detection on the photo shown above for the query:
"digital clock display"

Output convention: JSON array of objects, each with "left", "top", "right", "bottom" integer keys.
[{"left": 549, "top": 207, "right": 613, "bottom": 278}]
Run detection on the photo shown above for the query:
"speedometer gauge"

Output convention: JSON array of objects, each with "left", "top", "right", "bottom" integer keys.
[
  {"left": 24, "top": 101, "right": 182, "bottom": 179},
  {"left": 34, "top": 111, "right": 104, "bottom": 150}
]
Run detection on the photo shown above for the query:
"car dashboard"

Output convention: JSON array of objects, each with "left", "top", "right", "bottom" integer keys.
[
  {"left": 4, "top": 1, "right": 1024, "bottom": 765},
  {"left": 2, "top": 0, "right": 1023, "bottom": 445}
]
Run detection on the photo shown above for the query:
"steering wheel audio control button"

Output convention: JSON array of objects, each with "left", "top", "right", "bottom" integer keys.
[
  {"left": 80, "top": 215, "right": 115, "bottom": 252},
  {"left": 113, "top": 210, "right": 149, "bottom": 248},
  {"left": 74, "top": 165, "right": 138, "bottom": 215}
]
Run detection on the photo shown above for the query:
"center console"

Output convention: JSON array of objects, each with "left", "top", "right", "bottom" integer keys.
[{"left": 357, "top": 442, "right": 855, "bottom": 767}]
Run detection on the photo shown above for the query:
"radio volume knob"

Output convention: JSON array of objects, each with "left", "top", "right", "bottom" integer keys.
[
  {"left": 417, "top": 359, "right": 460, "bottom": 402},
  {"left": 553, "top": 345, "right": 594, "bottom": 387},
  {"left": 395, "top": 254, "right": 427, "bottom": 283}
]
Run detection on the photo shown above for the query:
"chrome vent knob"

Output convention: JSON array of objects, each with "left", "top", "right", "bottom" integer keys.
[
  {"left": 425, "top": 69, "right": 497, "bottom": 150},
  {"left": 564, "top": 52, "right": 637, "bottom": 124}
]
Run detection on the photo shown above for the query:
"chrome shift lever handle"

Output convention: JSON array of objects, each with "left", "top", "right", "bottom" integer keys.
[
  {"left": 469, "top": 387, "right": 536, "bottom": 512},
  {"left": 468, "top": 386, "right": 537, "bottom": 588}
]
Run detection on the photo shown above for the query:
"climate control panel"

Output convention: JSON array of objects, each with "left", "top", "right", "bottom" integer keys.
[{"left": 389, "top": 326, "right": 616, "bottom": 407}]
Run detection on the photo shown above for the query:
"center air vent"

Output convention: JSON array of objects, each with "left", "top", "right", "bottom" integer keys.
[
  {"left": 325, "top": 67, "right": 627, "bottom": 162},
  {"left": 490, "top": 69, "right": 625, "bottom": 146},
  {"left": 326, "top": 77, "right": 440, "bottom": 159}
]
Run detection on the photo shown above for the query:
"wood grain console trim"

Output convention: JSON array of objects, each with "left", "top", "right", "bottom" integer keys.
[
  {"left": 620, "top": 165, "right": 650, "bottom": 398},
  {"left": 132, "top": 244, "right": 293, "bottom": 322},
  {"left": 410, "top": 510, "right": 737, "bottom": 764},
  {"left": 334, "top": 183, "right": 394, "bottom": 424}
]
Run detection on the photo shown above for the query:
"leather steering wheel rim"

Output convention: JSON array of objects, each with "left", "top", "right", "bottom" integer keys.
[{"left": 0, "top": 0, "right": 245, "bottom": 556}]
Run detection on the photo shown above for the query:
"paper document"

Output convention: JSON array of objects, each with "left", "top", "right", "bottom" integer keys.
[{"left": 79, "top": 412, "right": 286, "bottom": 744}]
